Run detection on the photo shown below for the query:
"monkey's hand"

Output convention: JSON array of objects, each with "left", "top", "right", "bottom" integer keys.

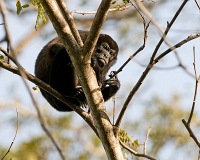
[
  {"left": 104, "top": 71, "right": 120, "bottom": 88},
  {"left": 101, "top": 71, "right": 120, "bottom": 101}
]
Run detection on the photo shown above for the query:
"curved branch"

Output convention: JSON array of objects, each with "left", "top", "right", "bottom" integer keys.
[
  {"left": 119, "top": 140, "right": 157, "bottom": 160},
  {"left": 0, "top": 59, "right": 97, "bottom": 136}
]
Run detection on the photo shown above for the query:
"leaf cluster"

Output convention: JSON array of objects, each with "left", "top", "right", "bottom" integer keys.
[
  {"left": 32, "top": 0, "right": 47, "bottom": 30},
  {"left": 118, "top": 129, "right": 141, "bottom": 148},
  {"left": 15, "top": 0, "right": 47, "bottom": 30},
  {"left": 16, "top": 0, "right": 29, "bottom": 15}
]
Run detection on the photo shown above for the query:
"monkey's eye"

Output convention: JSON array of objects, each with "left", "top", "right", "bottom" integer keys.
[
  {"left": 102, "top": 44, "right": 110, "bottom": 51},
  {"left": 110, "top": 50, "right": 115, "bottom": 56}
]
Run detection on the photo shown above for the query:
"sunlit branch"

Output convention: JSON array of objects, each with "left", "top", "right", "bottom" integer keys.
[
  {"left": 70, "top": 0, "right": 143, "bottom": 15},
  {"left": 119, "top": 140, "right": 157, "bottom": 160}
]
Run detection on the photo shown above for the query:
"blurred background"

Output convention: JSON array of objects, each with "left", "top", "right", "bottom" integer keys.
[{"left": 0, "top": 0, "right": 200, "bottom": 159}]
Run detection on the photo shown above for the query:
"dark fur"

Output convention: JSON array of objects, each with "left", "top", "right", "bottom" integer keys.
[{"left": 35, "top": 31, "right": 120, "bottom": 111}]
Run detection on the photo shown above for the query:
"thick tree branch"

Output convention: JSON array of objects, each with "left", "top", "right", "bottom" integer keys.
[
  {"left": 82, "top": 0, "right": 113, "bottom": 60},
  {"left": 40, "top": 0, "right": 79, "bottom": 60},
  {"left": 56, "top": 0, "right": 83, "bottom": 46}
]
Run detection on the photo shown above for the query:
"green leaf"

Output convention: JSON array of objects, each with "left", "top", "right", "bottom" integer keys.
[
  {"left": 114, "top": 4, "right": 121, "bottom": 10},
  {"left": 16, "top": 1, "right": 29, "bottom": 14},
  {"left": 0, "top": 54, "right": 4, "bottom": 61},
  {"left": 118, "top": 129, "right": 131, "bottom": 143},
  {"left": 33, "top": 1, "right": 47, "bottom": 30},
  {"left": 32, "top": 86, "right": 40, "bottom": 93},
  {"left": 16, "top": 1, "right": 22, "bottom": 14},
  {"left": 112, "top": 1, "right": 116, "bottom": 4},
  {"left": 22, "top": 4, "right": 30, "bottom": 8},
  {"left": 123, "top": 0, "right": 130, "bottom": 4},
  {"left": 132, "top": 139, "right": 141, "bottom": 148}
]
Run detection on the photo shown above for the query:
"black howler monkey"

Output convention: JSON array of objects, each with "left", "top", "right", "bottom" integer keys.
[{"left": 35, "top": 30, "right": 120, "bottom": 111}]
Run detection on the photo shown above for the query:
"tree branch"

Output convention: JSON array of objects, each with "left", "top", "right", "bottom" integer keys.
[
  {"left": 0, "top": 55, "right": 97, "bottom": 136},
  {"left": 119, "top": 140, "right": 157, "bottom": 160},
  {"left": 182, "top": 119, "right": 200, "bottom": 148},
  {"left": 82, "top": 0, "right": 113, "bottom": 60},
  {"left": 115, "top": 0, "right": 189, "bottom": 129},
  {"left": 56, "top": 0, "right": 83, "bottom": 46}
]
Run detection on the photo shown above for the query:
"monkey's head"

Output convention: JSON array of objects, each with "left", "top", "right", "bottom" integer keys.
[{"left": 91, "top": 34, "right": 119, "bottom": 76}]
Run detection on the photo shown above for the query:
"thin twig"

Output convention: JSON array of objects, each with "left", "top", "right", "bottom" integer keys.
[
  {"left": 144, "top": 127, "right": 151, "bottom": 155},
  {"left": 70, "top": 0, "right": 143, "bottom": 15},
  {"left": 195, "top": 0, "right": 200, "bottom": 10},
  {"left": 151, "top": 0, "right": 189, "bottom": 62},
  {"left": 182, "top": 119, "right": 200, "bottom": 148},
  {"left": 0, "top": 0, "right": 14, "bottom": 63},
  {"left": 113, "top": 96, "right": 116, "bottom": 125},
  {"left": 109, "top": 7, "right": 150, "bottom": 80},
  {"left": 182, "top": 47, "right": 200, "bottom": 150},
  {"left": 119, "top": 140, "right": 157, "bottom": 160},
  {"left": 187, "top": 46, "right": 200, "bottom": 124},
  {"left": 136, "top": 0, "right": 194, "bottom": 78},
  {"left": 154, "top": 33, "right": 200, "bottom": 63},
  {"left": 1, "top": 109, "right": 19, "bottom": 160}
]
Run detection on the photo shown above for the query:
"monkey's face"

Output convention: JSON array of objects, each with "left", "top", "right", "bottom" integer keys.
[{"left": 93, "top": 42, "right": 118, "bottom": 70}]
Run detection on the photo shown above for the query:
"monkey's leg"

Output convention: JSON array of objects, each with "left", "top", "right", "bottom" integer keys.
[{"left": 49, "top": 48, "right": 85, "bottom": 111}]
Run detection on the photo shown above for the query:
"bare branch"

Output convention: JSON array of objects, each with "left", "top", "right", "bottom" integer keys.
[
  {"left": 182, "top": 119, "right": 200, "bottom": 148},
  {"left": 71, "top": 0, "right": 143, "bottom": 15},
  {"left": 0, "top": 0, "right": 13, "bottom": 63},
  {"left": 194, "top": 0, "right": 200, "bottom": 10},
  {"left": 155, "top": 33, "right": 200, "bottom": 63},
  {"left": 136, "top": 0, "right": 196, "bottom": 78},
  {"left": 119, "top": 140, "right": 157, "bottom": 160},
  {"left": 115, "top": 0, "right": 189, "bottom": 129},
  {"left": 150, "top": 0, "right": 189, "bottom": 62},
  {"left": 187, "top": 47, "right": 200, "bottom": 124},
  {"left": 144, "top": 127, "right": 151, "bottom": 155},
  {"left": 109, "top": 6, "right": 150, "bottom": 81},
  {"left": 1, "top": 109, "right": 19, "bottom": 160},
  {"left": 182, "top": 47, "right": 200, "bottom": 150},
  {"left": 115, "top": 13, "right": 150, "bottom": 128}
]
